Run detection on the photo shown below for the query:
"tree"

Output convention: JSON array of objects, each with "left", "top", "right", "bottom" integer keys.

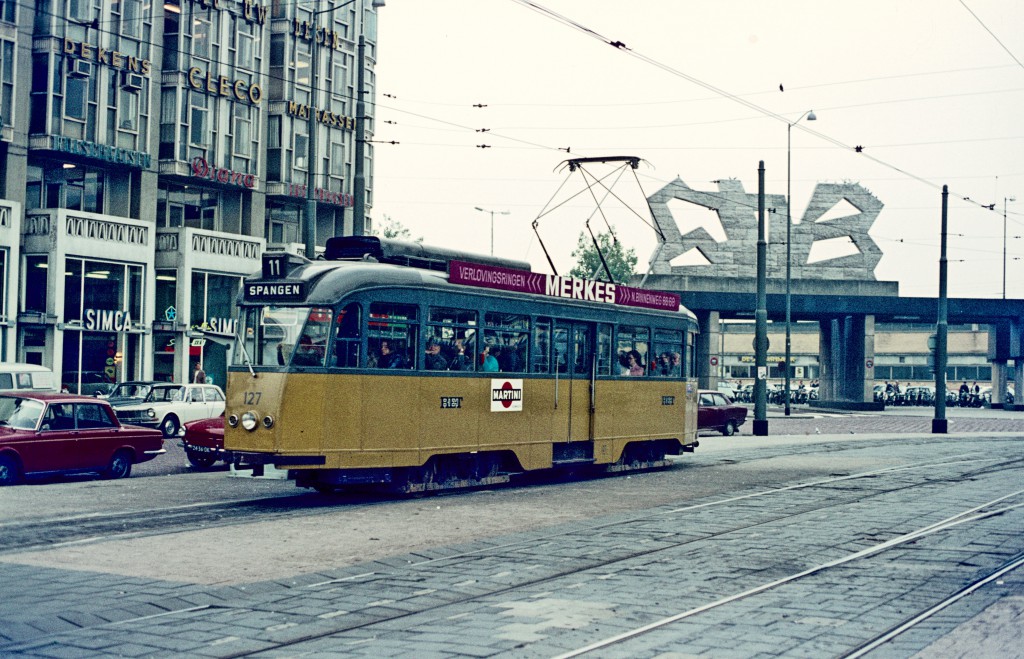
[
  {"left": 372, "top": 215, "right": 422, "bottom": 243},
  {"left": 568, "top": 229, "right": 637, "bottom": 284}
]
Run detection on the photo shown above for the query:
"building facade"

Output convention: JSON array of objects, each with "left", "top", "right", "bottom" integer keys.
[{"left": 0, "top": 0, "right": 380, "bottom": 391}]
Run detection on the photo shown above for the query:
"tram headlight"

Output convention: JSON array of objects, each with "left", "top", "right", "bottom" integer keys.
[
  {"left": 262, "top": 415, "right": 275, "bottom": 429},
  {"left": 241, "top": 411, "right": 258, "bottom": 431},
  {"left": 227, "top": 414, "right": 239, "bottom": 428}
]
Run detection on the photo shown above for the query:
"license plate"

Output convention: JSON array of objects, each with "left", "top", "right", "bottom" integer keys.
[{"left": 188, "top": 445, "right": 216, "bottom": 453}]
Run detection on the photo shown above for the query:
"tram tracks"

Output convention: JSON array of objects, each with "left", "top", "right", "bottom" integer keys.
[{"left": 3, "top": 447, "right": 1023, "bottom": 658}]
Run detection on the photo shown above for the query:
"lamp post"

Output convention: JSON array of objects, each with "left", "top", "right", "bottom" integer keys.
[
  {"left": 785, "top": 109, "right": 816, "bottom": 416},
  {"left": 1005, "top": 196, "right": 1016, "bottom": 299},
  {"left": 474, "top": 206, "right": 510, "bottom": 255},
  {"left": 303, "top": 0, "right": 384, "bottom": 259}
]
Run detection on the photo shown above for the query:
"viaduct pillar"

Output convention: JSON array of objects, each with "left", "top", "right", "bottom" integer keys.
[
  {"left": 814, "top": 314, "right": 880, "bottom": 410},
  {"left": 695, "top": 310, "right": 721, "bottom": 391}
]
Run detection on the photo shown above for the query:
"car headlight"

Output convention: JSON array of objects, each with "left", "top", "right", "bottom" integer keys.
[
  {"left": 241, "top": 411, "right": 258, "bottom": 431},
  {"left": 227, "top": 414, "right": 239, "bottom": 428},
  {"left": 262, "top": 415, "right": 275, "bottom": 429},
  {"left": 147, "top": 408, "right": 156, "bottom": 419}
]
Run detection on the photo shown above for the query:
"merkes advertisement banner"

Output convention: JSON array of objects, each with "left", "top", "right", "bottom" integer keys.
[
  {"left": 449, "top": 260, "right": 680, "bottom": 312},
  {"left": 491, "top": 379, "right": 524, "bottom": 412}
]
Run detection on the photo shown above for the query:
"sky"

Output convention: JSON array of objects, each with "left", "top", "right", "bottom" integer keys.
[{"left": 370, "top": 1, "right": 1024, "bottom": 299}]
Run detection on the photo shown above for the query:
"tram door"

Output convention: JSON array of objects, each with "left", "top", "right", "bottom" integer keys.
[{"left": 552, "top": 321, "right": 594, "bottom": 443}]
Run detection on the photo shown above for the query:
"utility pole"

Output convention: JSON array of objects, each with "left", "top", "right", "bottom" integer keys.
[
  {"left": 754, "top": 161, "right": 769, "bottom": 436},
  {"left": 933, "top": 185, "right": 948, "bottom": 434},
  {"left": 352, "top": 34, "right": 367, "bottom": 236}
]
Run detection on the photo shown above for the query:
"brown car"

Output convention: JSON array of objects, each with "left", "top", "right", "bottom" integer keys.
[
  {"left": 0, "top": 392, "right": 165, "bottom": 485},
  {"left": 698, "top": 390, "right": 748, "bottom": 436}
]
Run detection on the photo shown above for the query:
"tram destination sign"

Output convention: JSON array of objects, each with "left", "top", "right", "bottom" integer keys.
[
  {"left": 244, "top": 281, "right": 306, "bottom": 302},
  {"left": 449, "top": 260, "right": 680, "bottom": 312}
]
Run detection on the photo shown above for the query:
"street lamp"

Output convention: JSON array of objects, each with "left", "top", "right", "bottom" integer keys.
[
  {"left": 303, "top": 0, "right": 384, "bottom": 259},
  {"left": 474, "top": 206, "right": 510, "bottom": 256},
  {"left": 785, "top": 109, "right": 815, "bottom": 416},
  {"left": 1004, "top": 196, "right": 1016, "bottom": 299}
]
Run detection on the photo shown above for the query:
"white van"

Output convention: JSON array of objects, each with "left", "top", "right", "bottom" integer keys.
[{"left": 0, "top": 363, "right": 57, "bottom": 392}]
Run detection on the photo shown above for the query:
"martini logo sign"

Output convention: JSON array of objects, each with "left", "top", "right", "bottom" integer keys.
[
  {"left": 491, "top": 379, "right": 524, "bottom": 412},
  {"left": 449, "top": 260, "right": 679, "bottom": 312}
]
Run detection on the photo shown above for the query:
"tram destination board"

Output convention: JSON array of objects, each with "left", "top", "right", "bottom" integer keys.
[{"left": 244, "top": 280, "right": 307, "bottom": 302}]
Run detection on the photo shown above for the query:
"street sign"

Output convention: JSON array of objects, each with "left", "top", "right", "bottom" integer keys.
[
  {"left": 866, "top": 358, "right": 874, "bottom": 369},
  {"left": 710, "top": 356, "right": 719, "bottom": 366}
]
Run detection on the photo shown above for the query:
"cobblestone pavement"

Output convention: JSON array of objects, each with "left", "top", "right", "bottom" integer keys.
[
  {"left": 719, "top": 405, "right": 1024, "bottom": 438},
  {"left": 1, "top": 431, "right": 1023, "bottom": 658}
]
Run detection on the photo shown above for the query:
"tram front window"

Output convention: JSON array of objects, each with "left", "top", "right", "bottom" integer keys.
[{"left": 237, "top": 306, "right": 310, "bottom": 366}]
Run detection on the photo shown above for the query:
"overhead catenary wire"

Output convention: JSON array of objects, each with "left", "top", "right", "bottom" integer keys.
[{"left": 506, "top": 0, "right": 1018, "bottom": 218}]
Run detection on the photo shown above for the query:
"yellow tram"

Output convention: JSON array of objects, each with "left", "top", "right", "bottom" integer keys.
[{"left": 226, "top": 237, "right": 700, "bottom": 492}]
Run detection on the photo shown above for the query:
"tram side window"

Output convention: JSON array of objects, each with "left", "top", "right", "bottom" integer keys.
[
  {"left": 426, "top": 307, "right": 477, "bottom": 372},
  {"left": 483, "top": 312, "right": 529, "bottom": 372},
  {"left": 616, "top": 325, "right": 650, "bottom": 377},
  {"left": 292, "top": 308, "right": 332, "bottom": 367},
  {"left": 368, "top": 303, "right": 417, "bottom": 370},
  {"left": 686, "top": 331, "right": 696, "bottom": 378},
  {"left": 333, "top": 303, "right": 361, "bottom": 368},
  {"left": 532, "top": 318, "right": 551, "bottom": 373},
  {"left": 596, "top": 324, "right": 613, "bottom": 376},
  {"left": 651, "top": 329, "right": 684, "bottom": 378}
]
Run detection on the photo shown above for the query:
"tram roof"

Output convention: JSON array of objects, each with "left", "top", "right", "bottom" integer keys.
[{"left": 267, "top": 259, "right": 697, "bottom": 323}]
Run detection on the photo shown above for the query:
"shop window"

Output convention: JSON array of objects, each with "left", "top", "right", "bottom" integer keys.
[
  {"left": 266, "top": 203, "right": 300, "bottom": 244},
  {"left": 189, "top": 94, "right": 208, "bottom": 147},
  {"left": 294, "top": 132, "right": 308, "bottom": 170},
  {"left": 1, "top": 40, "right": 13, "bottom": 127},
  {"left": 65, "top": 75, "right": 87, "bottom": 121},
  {"left": 331, "top": 141, "right": 345, "bottom": 176},
  {"left": 155, "top": 269, "right": 176, "bottom": 322},
  {"left": 30, "top": 54, "right": 48, "bottom": 134},
  {"left": 232, "top": 104, "right": 252, "bottom": 158},
  {"left": 23, "top": 256, "right": 47, "bottom": 313}
]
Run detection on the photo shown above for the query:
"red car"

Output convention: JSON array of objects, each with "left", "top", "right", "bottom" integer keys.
[
  {"left": 0, "top": 392, "right": 165, "bottom": 485},
  {"left": 181, "top": 415, "right": 228, "bottom": 470},
  {"left": 698, "top": 389, "right": 748, "bottom": 436}
]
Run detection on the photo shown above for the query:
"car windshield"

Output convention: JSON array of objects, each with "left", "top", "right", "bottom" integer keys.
[
  {"left": 0, "top": 397, "right": 45, "bottom": 430},
  {"left": 146, "top": 386, "right": 185, "bottom": 403},
  {"left": 111, "top": 383, "right": 152, "bottom": 399}
]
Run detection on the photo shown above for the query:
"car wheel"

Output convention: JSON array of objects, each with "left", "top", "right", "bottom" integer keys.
[
  {"left": 161, "top": 415, "right": 180, "bottom": 438},
  {"left": 186, "top": 449, "right": 218, "bottom": 470},
  {"left": 104, "top": 449, "right": 133, "bottom": 480},
  {"left": 0, "top": 454, "right": 23, "bottom": 486},
  {"left": 722, "top": 420, "right": 737, "bottom": 436}
]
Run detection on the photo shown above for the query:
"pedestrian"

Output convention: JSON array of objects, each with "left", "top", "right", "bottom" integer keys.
[{"left": 193, "top": 362, "right": 206, "bottom": 383}]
